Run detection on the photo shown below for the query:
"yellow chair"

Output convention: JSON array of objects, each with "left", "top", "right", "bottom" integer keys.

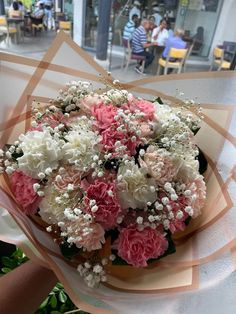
[
  {"left": 0, "top": 15, "right": 17, "bottom": 45},
  {"left": 31, "top": 14, "right": 45, "bottom": 36},
  {"left": 58, "top": 21, "right": 72, "bottom": 35},
  {"left": 209, "top": 47, "right": 230, "bottom": 71},
  {"left": 182, "top": 44, "right": 194, "bottom": 72},
  {"left": 157, "top": 48, "right": 188, "bottom": 75}
]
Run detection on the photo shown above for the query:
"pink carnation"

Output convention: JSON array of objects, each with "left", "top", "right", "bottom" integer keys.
[
  {"left": 29, "top": 111, "right": 66, "bottom": 132},
  {"left": 10, "top": 170, "right": 41, "bottom": 215},
  {"left": 140, "top": 146, "right": 178, "bottom": 185},
  {"left": 168, "top": 196, "right": 189, "bottom": 234},
  {"left": 185, "top": 176, "right": 206, "bottom": 217},
  {"left": 101, "top": 126, "right": 137, "bottom": 157},
  {"left": 122, "top": 99, "right": 155, "bottom": 120},
  {"left": 79, "top": 94, "right": 103, "bottom": 114},
  {"left": 84, "top": 181, "right": 121, "bottom": 229},
  {"left": 91, "top": 103, "right": 117, "bottom": 130},
  {"left": 40, "top": 111, "right": 65, "bottom": 129},
  {"left": 53, "top": 165, "right": 81, "bottom": 191},
  {"left": 116, "top": 227, "right": 168, "bottom": 267},
  {"left": 75, "top": 222, "right": 105, "bottom": 252}
]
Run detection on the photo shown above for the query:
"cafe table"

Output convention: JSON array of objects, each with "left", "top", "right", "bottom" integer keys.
[
  {"left": 150, "top": 44, "right": 165, "bottom": 75},
  {"left": 7, "top": 17, "right": 24, "bottom": 43}
]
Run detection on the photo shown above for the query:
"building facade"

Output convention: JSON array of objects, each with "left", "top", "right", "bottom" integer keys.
[{"left": 70, "top": 1, "right": 235, "bottom": 62}]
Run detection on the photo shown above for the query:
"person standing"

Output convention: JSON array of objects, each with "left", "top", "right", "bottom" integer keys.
[
  {"left": 132, "top": 19, "right": 156, "bottom": 74},
  {"left": 129, "top": 0, "right": 141, "bottom": 21},
  {"left": 151, "top": 18, "right": 169, "bottom": 46},
  {"left": 152, "top": 6, "right": 162, "bottom": 27},
  {"left": 42, "top": 0, "right": 54, "bottom": 30}
]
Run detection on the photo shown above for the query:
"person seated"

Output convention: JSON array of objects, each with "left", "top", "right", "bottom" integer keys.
[
  {"left": 9, "top": 0, "right": 22, "bottom": 17},
  {"left": 18, "top": 1, "right": 25, "bottom": 13},
  {"left": 11, "top": 0, "right": 19, "bottom": 11},
  {"left": 147, "top": 16, "right": 156, "bottom": 42},
  {"left": 30, "top": 3, "right": 44, "bottom": 19},
  {"left": 132, "top": 19, "right": 157, "bottom": 74},
  {"left": 167, "top": 20, "right": 174, "bottom": 37},
  {"left": 162, "top": 28, "right": 187, "bottom": 60},
  {"left": 30, "top": 3, "right": 44, "bottom": 27},
  {"left": 123, "top": 14, "right": 139, "bottom": 41},
  {"left": 191, "top": 26, "right": 204, "bottom": 54},
  {"left": 151, "top": 18, "right": 169, "bottom": 46}
]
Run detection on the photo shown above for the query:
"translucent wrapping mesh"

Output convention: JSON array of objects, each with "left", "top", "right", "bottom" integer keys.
[{"left": 0, "top": 32, "right": 235, "bottom": 313}]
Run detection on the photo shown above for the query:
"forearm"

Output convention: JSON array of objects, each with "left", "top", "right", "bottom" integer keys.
[
  {"left": 0, "top": 260, "right": 57, "bottom": 314},
  {"left": 143, "top": 42, "right": 155, "bottom": 48}
]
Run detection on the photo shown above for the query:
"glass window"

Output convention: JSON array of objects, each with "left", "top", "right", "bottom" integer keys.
[
  {"left": 175, "top": 0, "right": 223, "bottom": 58},
  {"left": 84, "top": 0, "right": 99, "bottom": 48}
]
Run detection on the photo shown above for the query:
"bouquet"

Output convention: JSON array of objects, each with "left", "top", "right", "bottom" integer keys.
[{"left": 0, "top": 80, "right": 206, "bottom": 288}]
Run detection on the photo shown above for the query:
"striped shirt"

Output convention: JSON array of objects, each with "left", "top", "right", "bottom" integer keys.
[
  {"left": 123, "top": 21, "right": 135, "bottom": 40},
  {"left": 132, "top": 25, "right": 147, "bottom": 53}
]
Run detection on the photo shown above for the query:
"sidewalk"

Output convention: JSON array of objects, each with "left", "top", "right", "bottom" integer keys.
[{"left": 0, "top": 31, "right": 210, "bottom": 83}]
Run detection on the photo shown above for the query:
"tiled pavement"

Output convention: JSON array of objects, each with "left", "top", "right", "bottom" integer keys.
[{"left": 0, "top": 30, "right": 210, "bottom": 83}]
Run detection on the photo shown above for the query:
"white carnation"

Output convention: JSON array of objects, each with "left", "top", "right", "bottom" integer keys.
[
  {"left": 17, "top": 130, "right": 62, "bottom": 178},
  {"left": 62, "top": 127, "right": 101, "bottom": 171},
  {"left": 117, "top": 160, "right": 157, "bottom": 209},
  {"left": 39, "top": 185, "right": 74, "bottom": 224}
]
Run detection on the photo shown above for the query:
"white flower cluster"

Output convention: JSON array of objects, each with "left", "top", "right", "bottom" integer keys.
[
  {"left": 103, "top": 88, "right": 133, "bottom": 105},
  {"left": 62, "top": 117, "right": 101, "bottom": 172},
  {"left": 17, "top": 130, "right": 62, "bottom": 178},
  {"left": 77, "top": 262, "right": 107, "bottom": 288},
  {"left": 117, "top": 160, "right": 157, "bottom": 209},
  {"left": 55, "top": 80, "right": 92, "bottom": 112}
]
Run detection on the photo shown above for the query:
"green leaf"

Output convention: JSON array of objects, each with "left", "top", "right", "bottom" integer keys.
[
  {"left": 52, "top": 286, "right": 60, "bottom": 293},
  {"left": 55, "top": 282, "right": 63, "bottom": 289},
  {"left": 1, "top": 256, "right": 16, "bottom": 268},
  {"left": 1, "top": 267, "right": 12, "bottom": 273},
  {"left": 153, "top": 96, "right": 164, "bottom": 104},
  {"left": 185, "top": 216, "right": 192, "bottom": 226},
  {"left": 59, "top": 242, "right": 80, "bottom": 259},
  {"left": 111, "top": 251, "right": 129, "bottom": 266},
  {"left": 50, "top": 294, "right": 57, "bottom": 309},
  {"left": 50, "top": 311, "right": 61, "bottom": 314},
  {"left": 196, "top": 148, "right": 208, "bottom": 175},
  {"left": 59, "top": 290, "right": 68, "bottom": 303},
  {"left": 38, "top": 297, "right": 49, "bottom": 309}
]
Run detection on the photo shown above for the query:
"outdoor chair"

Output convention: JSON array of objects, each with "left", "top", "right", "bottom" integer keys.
[
  {"left": 31, "top": 15, "right": 45, "bottom": 36},
  {"left": 58, "top": 21, "right": 72, "bottom": 36},
  {"left": 121, "top": 38, "right": 145, "bottom": 73},
  {"left": 182, "top": 44, "right": 194, "bottom": 72},
  {"left": 157, "top": 47, "right": 188, "bottom": 75},
  {"left": 209, "top": 47, "right": 230, "bottom": 71},
  {"left": 0, "top": 15, "right": 17, "bottom": 46}
]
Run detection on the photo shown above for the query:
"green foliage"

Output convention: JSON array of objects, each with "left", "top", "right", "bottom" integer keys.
[
  {"left": 59, "top": 242, "right": 80, "bottom": 259},
  {"left": 35, "top": 281, "right": 79, "bottom": 313},
  {"left": 153, "top": 97, "right": 164, "bottom": 104},
  {"left": 0, "top": 247, "right": 28, "bottom": 275}
]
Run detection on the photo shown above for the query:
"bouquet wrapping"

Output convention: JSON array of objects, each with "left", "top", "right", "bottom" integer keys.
[{"left": 0, "top": 33, "right": 236, "bottom": 314}]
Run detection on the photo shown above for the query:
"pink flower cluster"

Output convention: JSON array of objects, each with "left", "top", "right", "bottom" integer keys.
[
  {"left": 84, "top": 181, "right": 121, "bottom": 229},
  {"left": 116, "top": 227, "right": 168, "bottom": 267},
  {"left": 3, "top": 83, "right": 206, "bottom": 283},
  {"left": 10, "top": 171, "right": 41, "bottom": 215}
]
